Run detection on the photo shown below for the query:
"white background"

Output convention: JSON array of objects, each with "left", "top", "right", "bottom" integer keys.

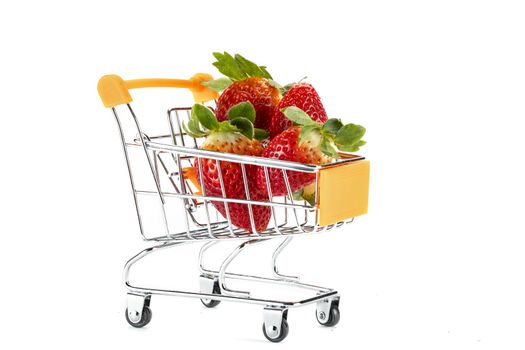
[{"left": 1, "top": 0, "right": 525, "bottom": 349}]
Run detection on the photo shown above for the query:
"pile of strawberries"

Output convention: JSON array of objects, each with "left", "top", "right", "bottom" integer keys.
[{"left": 184, "top": 52, "right": 366, "bottom": 233}]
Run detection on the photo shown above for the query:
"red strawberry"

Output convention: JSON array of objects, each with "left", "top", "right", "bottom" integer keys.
[
  {"left": 210, "top": 189, "right": 272, "bottom": 233},
  {"left": 269, "top": 83, "right": 328, "bottom": 138},
  {"left": 257, "top": 107, "right": 367, "bottom": 197},
  {"left": 201, "top": 52, "right": 281, "bottom": 131},
  {"left": 216, "top": 77, "right": 280, "bottom": 130},
  {"left": 184, "top": 103, "right": 271, "bottom": 232}
]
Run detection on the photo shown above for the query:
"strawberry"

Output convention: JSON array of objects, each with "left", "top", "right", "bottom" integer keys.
[
  {"left": 201, "top": 52, "right": 281, "bottom": 131},
  {"left": 257, "top": 107, "right": 367, "bottom": 197},
  {"left": 183, "top": 102, "right": 271, "bottom": 232},
  {"left": 269, "top": 83, "right": 328, "bottom": 138}
]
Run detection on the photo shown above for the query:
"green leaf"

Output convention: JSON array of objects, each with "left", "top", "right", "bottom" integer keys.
[
  {"left": 254, "top": 128, "right": 270, "bottom": 140},
  {"left": 211, "top": 52, "right": 273, "bottom": 81},
  {"left": 217, "top": 121, "right": 239, "bottom": 133},
  {"left": 192, "top": 104, "right": 219, "bottom": 131},
  {"left": 299, "top": 124, "right": 321, "bottom": 144},
  {"left": 234, "top": 54, "right": 272, "bottom": 79},
  {"left": 323, "top": 118, "right": 343, "bottom": 134},
  {"left": 228, "top": 101, "right": 256, "bottom": 123},
  {"left": 187, "top": 117, "right": 207, "bottom": 137},
  {"left": 259, "top": 66, "right": 273, "bottom": 80},
  {"left": 182, "top": 121, "right": 206, "bottom": 138},
  {"left": 229, "top": 117, "right": 254, "bottom": 139},
  {"left": 302, "top": 183, "right": 316, "bottom": 206},
  {"left": 334, "top": 124, "right": 366, "bottom": 147},
  {"left": 212, "top": 52, "right": 247, "bottom": 80},
  {"left": 201, "top": 77, "right": 233, "bottom": 92},
  {"left": 292, "top": 184, "right": 316, "bottom": 206},
  {"left": 292, "top": 189, "right": 304, "bottom": 201},
  {"left": 281, "top": 106, "right": 317, "bottom": 126},
  {"left": 320, "top": 136, "right": 339, "bottom": 159},
  {"left": 338, "top": 140, "right": 366, "bottom": 152}
]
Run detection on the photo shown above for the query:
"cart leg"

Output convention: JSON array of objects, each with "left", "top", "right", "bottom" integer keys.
[
  {"left": 218, "top": 239, "right": 263, "bottom": 297},
  {"left": 126, "top": 293, "right": 152, "bottom": 327},
  {"left": 262, "top": 306, "right": 289, "bottom": 343},
  {"left": 199, "top": 274, "right": 221, "bottom": 308},
  {"left": 272, "top": 237, "right": 300, "bottom": 281},
  {"left": 316, "top": 296, "right": 340, "bottom": 327}
]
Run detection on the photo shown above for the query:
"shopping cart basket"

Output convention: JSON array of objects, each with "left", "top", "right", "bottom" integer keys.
[{"left": 97, "top": 73, "right": 370, "bottom": 342}]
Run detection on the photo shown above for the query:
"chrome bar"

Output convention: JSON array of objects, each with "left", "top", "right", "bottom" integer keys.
[
  {"left": 272, "top": 237, "right": 300, "bottom": 281},
  {"left": 112, "top": 108, "right": 147, "bottom": 240},
  {"left": 127, "top": 104, "right": 170, "bottom": 237},
  {"left": 263, "top": 166, "right": 283, "bottom": 235},
  {"left": 217, "top": 239, "right": 264, "bottom": 297},
  {"left": 146, "top": 141, "right": 320, "bottom": 173},
  {"left": 240, "top": 163, "right": 258, "bottom": 235},
  {"left": 134, "top": 190, "right": 313, "bottom": 210}
]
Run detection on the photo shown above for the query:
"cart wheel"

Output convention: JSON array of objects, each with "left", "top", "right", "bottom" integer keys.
[
  {"left": 262, "top": 318, "right": 289, "bottom": 343},
  {"left": 125, "top": 306, "right": 152, "bottom": 328},
  {"left": 316, "top": 304, "right": 340, "bottom": 327},
  {"left": 200, "top": 279, "right": 221, "bottom": 308}
]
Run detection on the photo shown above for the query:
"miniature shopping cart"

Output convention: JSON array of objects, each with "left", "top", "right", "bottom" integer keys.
[{"left": 97, "top": 74, "right": 370, "bottom": 342}]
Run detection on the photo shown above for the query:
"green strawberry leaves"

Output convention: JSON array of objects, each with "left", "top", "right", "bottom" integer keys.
[
  {"left": 282, "top": 106, "right": 367, "bottom": 158},
  {"left": 228, "top": 101, "right": 256, "bottom": 123},
  {"left": 281, "top": 106, "right": 318, "bottom": 126},
  {"left": 184, "top": 102, "right": 262, "bottom": 141},
  {"left": 320, "top": 137, "right": 339, "bottom": 158},
  {"left": 211, "top": 52, "right": 273, "bottom": 81},
  {"left": 229, "top": 117, "right": 254, "bottom": 139},
  {"left": 323, "top": 118, "right": 343, "bottom": 134},
  {"left": 201, "top": 77, "right": 233, "bottom": 92},
  {"left": 212, "top": 52, "right": 247, "bottom": 81},
  {"left": 192, "top": 103, "right": 219, "bottom": 131},
  {"left": 299, "top": 124, "right": 322, "bottom": 144},
  {"left": 334, "top": 124, "right": 366, "bottom": 147},
  {"left": 235, "top": 54, "right": 273, "bottom": 79},
  {"left": 254, "top": 128, "right": 269, "bottom": 140}
]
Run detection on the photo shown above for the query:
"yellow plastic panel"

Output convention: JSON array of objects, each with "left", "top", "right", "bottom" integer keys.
[{"left": 317, "top": 160, "right": 370, "bottom": 226}]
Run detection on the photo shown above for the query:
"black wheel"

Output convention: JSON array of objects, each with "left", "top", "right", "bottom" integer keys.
[
  {"left": 262, "top": 318, "right": 289, "bottom": 343},
  {"left": 200, "top": 280, "right": 221, "bottom": 308},
  {"left": 316, "top": 305, "right": 340, "bottom": 327},
  {"left": 125, "top": 306, "right": 152, "bottom": 328},
  {"left": 200, "top": 298, "right": 221, "bottom": 308}
]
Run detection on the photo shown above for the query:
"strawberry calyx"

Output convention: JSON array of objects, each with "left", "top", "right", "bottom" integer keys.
[
  {"left": 183, "top": 102, "right": 268, "bottom": 140},
  {"left": 281, "top": 106, "right": 366, "bottom": 159},
  {"left": 201, "top": 52, "right": 276, "bottom": 92}
]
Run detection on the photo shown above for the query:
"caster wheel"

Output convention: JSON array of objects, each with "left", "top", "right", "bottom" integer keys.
[
  {"left": 200, "top": 298, "right": 221, "bottom": 308},
  {"left": 316, "top": 305, "right": 340, "bottom": 327},
  {"left": 125, "top": 306, "right": 152, "bottom": 328},
  {"left": 200, "top": 280, "right": 221, "bottom": 308},
  {"left": 262, "top": 318, "right": 289, "bottom": 343}
]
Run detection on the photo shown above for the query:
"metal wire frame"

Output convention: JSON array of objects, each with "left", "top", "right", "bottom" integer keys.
[
  {"left": 111, "top": 104, "right": 359, "bottom": 243},
  {"left": 123, "top": 239, "right": 338, "bottom": 307},
  {"left": 109, "top": 101, "right": 351, "bottom": 322}
]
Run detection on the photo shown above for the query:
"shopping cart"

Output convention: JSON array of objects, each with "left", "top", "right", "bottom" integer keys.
[{"left": 97, "top": 73, "right": 370, "bottom": 342}]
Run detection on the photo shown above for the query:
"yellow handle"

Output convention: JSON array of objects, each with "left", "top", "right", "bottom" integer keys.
[{"left": 97, "top": 73, "right": 219, "bottom": 108}]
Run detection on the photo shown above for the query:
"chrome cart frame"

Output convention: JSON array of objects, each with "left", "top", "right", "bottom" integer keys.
[{"left": 99, "top": 75, "right": 364, "bottom": 342}]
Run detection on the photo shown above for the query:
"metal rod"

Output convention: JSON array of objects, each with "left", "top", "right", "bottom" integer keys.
[
  {"left": 112, "top": 107, "right": 147, "bottom": 240},
  {"left": 134, "top": 190, "right": 312, "bottom": 209},
  {"left": 272, "top": 237, "right": 300, "bottom": 281},
  {"left": 218, "top": 239, "right": 264, "bottom": 297},
  {"left": 127, "top": 104, "right": 170, "bottom": 237}
]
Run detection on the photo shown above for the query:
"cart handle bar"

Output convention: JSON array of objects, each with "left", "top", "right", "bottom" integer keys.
[{"left": 97, "top": 74, "right": 219, "bottom": 108}]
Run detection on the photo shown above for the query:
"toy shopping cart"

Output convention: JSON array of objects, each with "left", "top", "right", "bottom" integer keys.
[{"left": 97, "top": 74, "right": 370, "bottom": 342}]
